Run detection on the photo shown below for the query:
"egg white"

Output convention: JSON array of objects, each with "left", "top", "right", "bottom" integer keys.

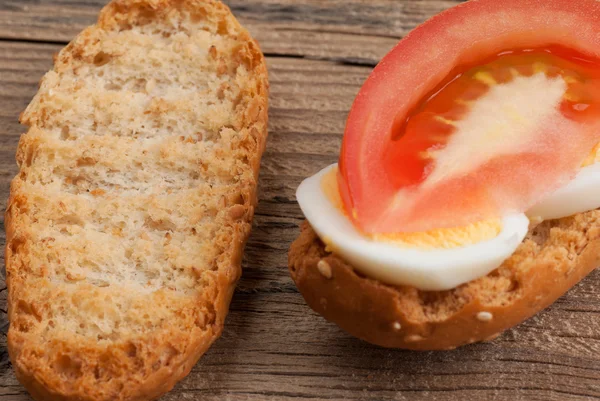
[
  {"left": 296, "top": 164, "right": 530, "bottom": 291},
  {"left": 528, "top": 162, "right": 600, "bottom": 221}
]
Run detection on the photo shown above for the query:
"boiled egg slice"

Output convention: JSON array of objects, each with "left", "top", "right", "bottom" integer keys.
[
  {"left": 528, "top": 162, "right": 600, "bottom": 221},
  {"left": 297, "top": 164, "right": 529, "bottom": 291}
]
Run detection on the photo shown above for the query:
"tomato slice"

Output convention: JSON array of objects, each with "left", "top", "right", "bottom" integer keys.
[{"left": 339, "top": 0, "right": 600, "bottom": 234}]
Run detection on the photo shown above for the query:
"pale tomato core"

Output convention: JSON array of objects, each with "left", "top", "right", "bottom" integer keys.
[{"left": 384, "top": 46, "right": 600, "bottom": 190}]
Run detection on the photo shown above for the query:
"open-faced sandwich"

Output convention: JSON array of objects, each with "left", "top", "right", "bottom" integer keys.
[{"left": 289, "top": 0, "right": 600, "bottom": 350}]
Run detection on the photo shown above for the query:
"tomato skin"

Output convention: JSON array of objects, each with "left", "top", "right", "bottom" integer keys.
[{"left": 339, "top": 0, "right": 600, "bottom": 234}]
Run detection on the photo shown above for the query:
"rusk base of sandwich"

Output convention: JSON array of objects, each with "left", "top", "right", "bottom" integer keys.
[{"left": 288, "top": 210, "right": 600, "bottom": 350}]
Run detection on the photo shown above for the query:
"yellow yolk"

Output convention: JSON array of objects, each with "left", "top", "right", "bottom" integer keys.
[
  {"left": 320, "top": 166, "right": 503, "bottom": 249},
  {"left": 582, "top": 143, "right": 600, "bottom": 167},
  {"left": 321, "top": 166, "right": 345, "bottom": 211}
]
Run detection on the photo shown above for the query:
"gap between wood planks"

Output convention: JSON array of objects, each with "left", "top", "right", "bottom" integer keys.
[{"left": 0, "top": 36, "right": 378, "bottom": 68}]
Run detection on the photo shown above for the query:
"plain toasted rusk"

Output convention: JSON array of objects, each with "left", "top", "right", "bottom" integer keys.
[
  {"left": 289, "top": 211, "right": 600, "bottom": 350},
  {"left": 5, "top": 0, "right": 268, "bottom": 400}
]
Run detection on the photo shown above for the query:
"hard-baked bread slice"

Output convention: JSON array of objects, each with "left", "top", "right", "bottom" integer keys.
[
  {"left": 5, "top": 0, "right": 268, "bottom": 400},
  {"left": 289, "top": 210, "right": 600, "bottom": 350}
]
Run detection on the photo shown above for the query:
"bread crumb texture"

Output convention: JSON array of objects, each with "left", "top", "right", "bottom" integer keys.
[
  {"left": 5, "top": 0, "right": 268, "bottom": 400},
  {"left": 289, "top": 211, "right": 600, "bottom": 350}
]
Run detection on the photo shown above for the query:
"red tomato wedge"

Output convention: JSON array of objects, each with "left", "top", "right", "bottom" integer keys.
[{"left": 338, "top": 0, "right": 600, "bottom": 234}]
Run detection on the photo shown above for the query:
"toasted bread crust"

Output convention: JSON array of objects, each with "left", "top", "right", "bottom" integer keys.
[
  {"left": 289, "top": 211, "right": 600, "bottom": 350},
  {"left": 6, "top": 0, "right": 268, "bottom": 400}
]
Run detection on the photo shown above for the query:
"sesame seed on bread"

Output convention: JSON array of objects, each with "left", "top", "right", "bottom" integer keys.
[
  {"left": 5, "top": 0, "right": 268, "bottom": 400},
  {"left": 289, "top": 210, "right": 600, "bottom": 350}
]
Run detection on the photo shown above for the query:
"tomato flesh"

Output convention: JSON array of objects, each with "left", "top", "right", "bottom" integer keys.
[{"left": 339, "top": 0, "right": 600, "bottom": 235}]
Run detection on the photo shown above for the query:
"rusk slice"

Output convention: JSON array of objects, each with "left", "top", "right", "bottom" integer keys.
[
  {"left": 289, "top": 211, "right": 600, "bottom": 350},
  {"left": 5, "top": 0, "right": 268, "bottom": 400}
]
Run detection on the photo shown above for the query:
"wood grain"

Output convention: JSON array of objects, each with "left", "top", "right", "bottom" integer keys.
[
  {"left": 0, "top": 1, "right": 599, "bottom": 400},
  {"left": 0, "top": 0, "right": 463, "bottom": 64}
]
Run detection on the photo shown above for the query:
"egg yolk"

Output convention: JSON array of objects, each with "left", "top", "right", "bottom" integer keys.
[
  {"left": 321, "top": 166, "right": 503, "bottom": 249},
  {"left": 582, "top": 143, "right": 600, "bottom": 167}
]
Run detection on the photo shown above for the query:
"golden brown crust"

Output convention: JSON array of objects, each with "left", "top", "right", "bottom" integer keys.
[
  {"left": 5, "top": 0, "right": 269, "bottom": 400},
  {"left": 289, "top": 211, "right": 600, "bottom": 350}
]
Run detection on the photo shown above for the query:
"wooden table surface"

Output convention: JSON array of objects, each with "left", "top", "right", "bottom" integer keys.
[{"left": 0, "top": 1, "right": 599, "bottom": 400}]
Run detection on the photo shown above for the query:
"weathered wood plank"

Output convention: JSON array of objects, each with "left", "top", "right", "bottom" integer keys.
[
  {"left": 0, "top": 290, "right": 599, "bottom": 401},
  {"left": 0, "top": 38, "right": 599, "bottom": 401},
  {"left": 0, "top": 0, "right": 463, "bottom": 64}
]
